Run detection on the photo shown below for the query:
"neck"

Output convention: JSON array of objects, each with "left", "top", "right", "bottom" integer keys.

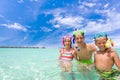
[
  {"left": 99, "top": 48, "right": 108, "bottom": 53},
  {"left": 64, "top": 46, "right": 71, "bottom": 51}
]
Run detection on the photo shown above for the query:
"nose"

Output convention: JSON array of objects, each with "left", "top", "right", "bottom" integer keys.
[
  {"left": 101, "top": 43, "right": 105, "bottom": 47},
  {"left": 77, "top": 38, "right": 82, "bottom": 42}
]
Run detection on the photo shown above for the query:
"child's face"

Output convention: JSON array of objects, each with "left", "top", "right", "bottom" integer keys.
[
  {"left": 64, "top": 38, "right": 71, "bottom": 47},
  {"left": 95, "top": 37, "right": 107, "bottom": 51},
  {"left": 75, "top": 34, "right": 84, "bottom": 44}
]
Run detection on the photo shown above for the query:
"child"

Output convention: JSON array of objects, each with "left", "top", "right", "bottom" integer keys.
[
  {"left": 93, "top": 32, "right": 120, "bottom": 80},
  {"left": 73, "top": 30, "right": 96, "bottom": 70},
  {"left": 59, "top": 35, "right": 74, "bottom": 72},
  {"left": 72, "top": 30, "right": 97, "bottom": 80}
]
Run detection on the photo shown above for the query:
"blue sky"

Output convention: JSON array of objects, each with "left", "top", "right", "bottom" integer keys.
[{"left": 0, "top": 0, "right": 120, "bottom": 48}]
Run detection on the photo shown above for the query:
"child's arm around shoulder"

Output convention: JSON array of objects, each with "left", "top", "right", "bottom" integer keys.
[
  {"left": 87, "top": 43, "right": 97, "bottom": 52},
  {"left": 112, "top": 50, "right": 120, "bottom": 70},
  {"left": 73, "top": 48, "right": 78, "bottom": 61}
]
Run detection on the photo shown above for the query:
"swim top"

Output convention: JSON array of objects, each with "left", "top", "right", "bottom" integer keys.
[{"left": 60, "top": 49, "right": 74, "bottom": 61}]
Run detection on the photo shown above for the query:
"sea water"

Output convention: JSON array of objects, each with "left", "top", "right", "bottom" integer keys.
[{"left": 0, "top": 48, "right": 120, "bottom": 80}]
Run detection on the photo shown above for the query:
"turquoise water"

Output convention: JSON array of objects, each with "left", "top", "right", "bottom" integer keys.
[{"left": 0, "top": 48, "right": 120, "bottom": 80}]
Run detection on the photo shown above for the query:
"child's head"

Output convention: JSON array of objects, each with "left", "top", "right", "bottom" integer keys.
[
  {"left": 94, "top": 32, "right": 108, "bottom": 51},
  {"left": 73, "top": 30, "right": 85, "bottom": 44},
  {"left": 62, "top": 35, "right": 72, "bottom": 47}
]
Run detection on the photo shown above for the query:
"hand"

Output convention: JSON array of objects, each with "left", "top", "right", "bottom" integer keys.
[
  {"left": 86, "top": 66, "right": 91, "bottom": 70},
  {"left": 86, "top": 64, "right": 95, "bottom": 70}
]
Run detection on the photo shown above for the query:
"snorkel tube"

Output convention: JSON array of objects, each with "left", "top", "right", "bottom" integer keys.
[{"left": 105, "top": 38, "right": 114, "bottom": 48}]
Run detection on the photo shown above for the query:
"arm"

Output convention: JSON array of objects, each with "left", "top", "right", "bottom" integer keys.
[
  {"left": 58, "top": 49, "right": 62, "bottom": 60},
  {"left": 87, "top": 52, "right": 96, "bottom": 69},
  {"left": 88, "top": 44, "right": 97, "bottom": 54},
  {"left": 113, "top": 51, "right": 120, "bottom": 70},
  {"left": 91, "top": 51, "right": 96, "bottom": 67},
  {"left": 91, "top": 44, "right": 97, "bottom": 52},
  {"left": 73, "top": 50, "right": 78, "bottom": 61}
]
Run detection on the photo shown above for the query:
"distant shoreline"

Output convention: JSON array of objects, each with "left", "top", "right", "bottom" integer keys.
[{"left": 0, "top": 46, "right": 46, "bottom": 48}]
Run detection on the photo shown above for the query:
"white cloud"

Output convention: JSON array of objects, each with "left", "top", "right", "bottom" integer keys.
[
  {"left": 113, "top": 38, "right": 120, "bottom": 48},
  {"left": 84, "top": 10, "right": 120, "bottom": 33},
  {"left": 39, "top": 1, "right": 120, "bottom": 47},
  {"left": 83, "top": 20, "right": 113, "bottom": 33},
  {"left": 108, "top": 33, "right": 120, "bottom": 48},
  {"left": 104, "top": 3, "right": 109, "bottom": 8},
  {"left": 82, "top": 2, "right": 96, "bottom": 7},
  {"left": 41, "top": 27, "right": 52, "bottom": 32},
  {"left": 54, "top": 24, "right": 60, "bottom": 28},
  {"left": 83, "top": 10, "right": 120, "bottom": 48},
  {"left": 0, "top": 23, "right": 27, "bottom": 32},
  {"left": 50, "top": 14, "right": 84, "bottom": 28},
  {"left": 45, "top": 8, "right": 84, "bottom": 29}
]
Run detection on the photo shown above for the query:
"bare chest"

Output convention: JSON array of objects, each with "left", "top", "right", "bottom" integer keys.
[
  {"left": 76, "top": 48, "right": 92, "bottom": 59},
  {"left": 95, "top": 53, "right": 113, "bottom": 62}
]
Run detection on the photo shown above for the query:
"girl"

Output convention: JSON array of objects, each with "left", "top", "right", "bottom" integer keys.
[{"left": 59, "top": 35, "right": 74, "bottom": 72}]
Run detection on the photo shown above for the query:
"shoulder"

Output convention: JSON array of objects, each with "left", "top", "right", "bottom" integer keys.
[
  {"left": 110, "top": 48, "right": 118, "bottom": 56},
  {"left": 94, "top": 51, "right": 99, "bottom": 55},
  {"left": 87, "top": 43, "right": 96, "bottom": 51},
  {"left": 107, "top": 48, "right": 116, "bottom": 54},
  {"left": 106, "top": 48, "right": 118, "bottom": 58},
  {"left": 71, "top": 48, "right": 75, "bottom": 53},
  {"left": 59, "top": 48, "right": 64, "bottom": 53},
  {"left": 87, "top": 43, "right": 95, "bottom": 47}
]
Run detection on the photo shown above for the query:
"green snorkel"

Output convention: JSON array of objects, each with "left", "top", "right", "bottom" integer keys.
[{"left": 73, "top": 30, "right": 84, "bottom": 36}]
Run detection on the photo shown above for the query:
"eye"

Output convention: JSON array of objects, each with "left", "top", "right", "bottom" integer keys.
[
  {"left": 76, "top": 37, "right": 83, "bottom": 40},
  {"left": 98, "top": 43, "right": 101, "bottom": 45},
  {"left": 76, "top": 38, "right": 79, "bottom": 40}
]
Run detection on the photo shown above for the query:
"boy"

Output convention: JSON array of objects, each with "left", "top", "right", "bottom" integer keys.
[
  {"left": 94, "top": 32, "right": 120, "bottom": 80},
  {"left": 73, "top": 30, "right": 96, "bottom": 70},
  {"left": 73, "top": 30, "right": 98, "bottom": 80}
]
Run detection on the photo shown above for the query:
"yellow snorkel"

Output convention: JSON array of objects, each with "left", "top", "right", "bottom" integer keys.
[{"left": 105, "top": 38, "right": 114, "bottom": 48}]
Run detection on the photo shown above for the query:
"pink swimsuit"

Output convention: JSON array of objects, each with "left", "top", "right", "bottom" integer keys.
[{"left": 60, "top": 49, "right": 74, "bottom": 61}]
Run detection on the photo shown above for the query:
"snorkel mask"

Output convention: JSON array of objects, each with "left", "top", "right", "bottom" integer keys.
[
  {"left": 73, "top": 30, "right": 84, "bottom": 36},
  {"left": 94, "top": 32, "right": 107, "bottom": 40},
  {"left": 72, "top": 30, "right": 84, "bottom": 44}
]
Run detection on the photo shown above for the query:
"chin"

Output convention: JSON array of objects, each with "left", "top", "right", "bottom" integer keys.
[{"left": 100, "top": 48, "right": 106, "bottom": 51}]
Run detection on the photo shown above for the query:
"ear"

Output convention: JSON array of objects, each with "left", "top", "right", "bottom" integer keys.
[
  {"left": 94, "top": 40, "right": 97, "bottom": 45},
  {"left": 95, "top": 45, "right": 99, "bottom": 51},
  {"left": 95, "top": 43, "right": 97, "bottom": 46}
]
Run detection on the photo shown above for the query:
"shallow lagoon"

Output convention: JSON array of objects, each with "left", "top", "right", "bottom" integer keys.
[{"left": 0, "top": 48, "right": 119, "bottom": 80}]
